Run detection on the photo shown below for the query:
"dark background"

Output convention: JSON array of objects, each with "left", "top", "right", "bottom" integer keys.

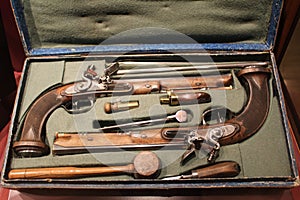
[{"left": 0, "top": 0, "right": 299, "bottom": 199}]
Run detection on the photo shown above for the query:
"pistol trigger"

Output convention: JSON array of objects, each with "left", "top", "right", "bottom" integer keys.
[{"left": 89, "top": 99, "right": 95, "bottom": 109}]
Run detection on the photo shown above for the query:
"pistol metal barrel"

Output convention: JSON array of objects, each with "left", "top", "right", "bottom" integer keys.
[{"left": 116, "top": 61, "right": 269, "bottom": 75}]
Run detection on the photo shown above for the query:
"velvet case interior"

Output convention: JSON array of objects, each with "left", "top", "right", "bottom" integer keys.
[
  {"left": 20, "top": 0, "right": 273, "bottom": 51},
  {"left": 3, "top": 53, "right": 294, "bottom": 185}
]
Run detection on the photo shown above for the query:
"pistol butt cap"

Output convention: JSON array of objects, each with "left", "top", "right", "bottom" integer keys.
[{"left": 13, "top": 140, "right": 50, "bottom": 157}]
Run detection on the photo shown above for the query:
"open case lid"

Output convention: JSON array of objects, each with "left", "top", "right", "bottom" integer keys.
[{"left": 11, "top": 0, "right": 282, "bottom": 56}]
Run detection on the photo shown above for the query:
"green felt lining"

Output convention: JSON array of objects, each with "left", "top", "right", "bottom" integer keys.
[
  {"left": 9, "top": 56, "right": 293, "bottom": 181},
  {"left": 21, "top": 0, "right": 273, "bottom": 49}
]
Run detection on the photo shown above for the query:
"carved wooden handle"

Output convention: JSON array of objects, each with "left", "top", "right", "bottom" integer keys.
[
  {"left": 193, "top": 161, "right": 240, "bottom": 178},
  {"left": 13, "top": 84, "right": 73, "bottom": 157},
  {"left": 219, "top": 66, "right": 271, "bottom": 145}
]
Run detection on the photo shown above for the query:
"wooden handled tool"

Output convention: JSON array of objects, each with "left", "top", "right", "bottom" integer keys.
[
  {"left": 162, "top": 161, "right": 240, "bottom": 180},
  {"left": 8, "top": 151, "right": 160, "bottom": 179}
]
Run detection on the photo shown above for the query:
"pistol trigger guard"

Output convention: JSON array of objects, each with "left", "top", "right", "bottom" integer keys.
[
  {"left": 201, "top": 106, "right": 234, "bottom": 125},
  {"left": 63, "top": 98, "right": 95, "bottom": 114}
]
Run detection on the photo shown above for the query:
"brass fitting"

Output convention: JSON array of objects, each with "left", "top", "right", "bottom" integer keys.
[{"left": 104, "top": 101, "right": 139, "bottom": 113}]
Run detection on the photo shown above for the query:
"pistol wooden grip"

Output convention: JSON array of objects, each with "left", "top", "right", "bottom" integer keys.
[
  {"left": 13, "top": 84, "right": 72, "bottom": 157},
  {"left": 220, "top": 67, "right": 271, "bottom": 145}
]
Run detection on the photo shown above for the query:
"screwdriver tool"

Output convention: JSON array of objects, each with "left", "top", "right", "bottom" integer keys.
[{"left": 162, "top": 161, "right": 240, "bottom": 180}]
